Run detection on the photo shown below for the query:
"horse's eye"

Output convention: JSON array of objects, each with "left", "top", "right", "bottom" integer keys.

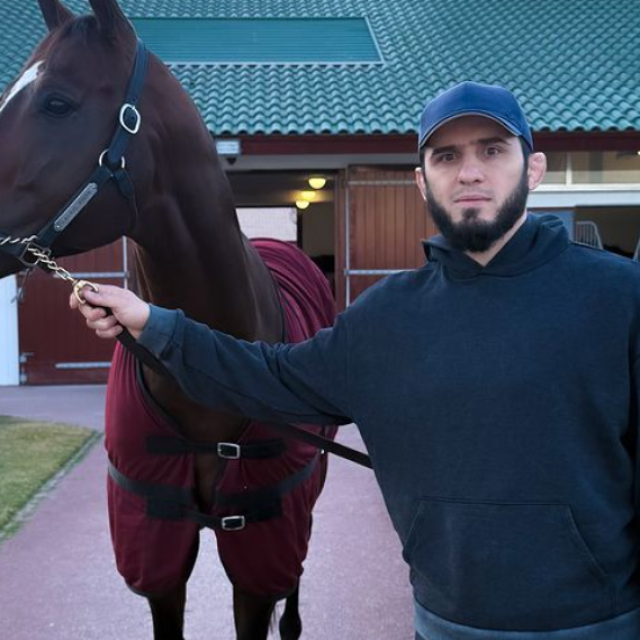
[{"left": 43, "top": 96, "right": 75, "bottom": 117}]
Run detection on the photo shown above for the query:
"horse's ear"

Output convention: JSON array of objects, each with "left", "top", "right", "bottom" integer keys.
[
  {"left": 87, "top": 0, "right": 133, "bottom": 37},
  {"left": 37, "top": 0, "right": 74, "bottom": 31}
]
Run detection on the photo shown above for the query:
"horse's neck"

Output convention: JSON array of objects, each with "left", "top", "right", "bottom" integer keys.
[
  {"left": 127, "top": 127, "right": 279, "bottom": 453},
  {"left": 123, "top": 65, "right": 284, "bottom": 453},
  {"left": 130, "top": 135, "right": 278, "bottom": 342}
]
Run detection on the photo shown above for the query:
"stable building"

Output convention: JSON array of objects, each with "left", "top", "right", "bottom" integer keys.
[{"left": 0, "top": 0, "right": 639, "bottom": 384}]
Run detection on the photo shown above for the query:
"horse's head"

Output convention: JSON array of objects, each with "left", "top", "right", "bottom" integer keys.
[{"left": 0, "top": 0, "right": 157, "bottom": 278}]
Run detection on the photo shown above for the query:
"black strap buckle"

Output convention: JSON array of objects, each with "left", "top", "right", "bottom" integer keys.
[
  {"left": 217, "top": 442, "right": 241, "bottom": 459},
  {"left": 221, "top": 515, "right": 246, "bottom": 531}
]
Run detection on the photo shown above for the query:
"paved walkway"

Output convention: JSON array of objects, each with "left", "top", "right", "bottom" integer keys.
[{"left": 0, "top": 385, "right": 413, "bottom": 639}]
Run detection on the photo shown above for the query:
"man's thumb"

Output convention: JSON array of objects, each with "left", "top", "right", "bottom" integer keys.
[{"left": 83, "top": 287, "right": 112, "bottom": 308}]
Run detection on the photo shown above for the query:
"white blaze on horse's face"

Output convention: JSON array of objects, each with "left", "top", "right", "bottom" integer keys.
[{"left": 0, "top": 61, "right": 44, "bottom": 117}]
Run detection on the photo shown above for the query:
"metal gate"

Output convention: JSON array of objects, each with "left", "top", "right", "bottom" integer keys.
[
  {"left": 335, "top": 166, "right": 437, "bottom": 310},
  {"left": 18, "top": 238, "right": 131, "bottom": 384}
]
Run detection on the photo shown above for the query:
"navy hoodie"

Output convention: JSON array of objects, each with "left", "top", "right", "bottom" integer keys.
[{"left": 138, "top": 214, "right": 640, "bottom": 637}]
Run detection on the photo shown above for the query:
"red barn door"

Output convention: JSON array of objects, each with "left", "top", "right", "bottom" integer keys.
[{"left": 18, "top": 239, "right": 130, "bottom": 384}]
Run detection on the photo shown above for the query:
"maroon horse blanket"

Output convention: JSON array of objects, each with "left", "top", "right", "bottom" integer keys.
[{"left": 104, "top": 239, "right": 337, "bottom": 597}]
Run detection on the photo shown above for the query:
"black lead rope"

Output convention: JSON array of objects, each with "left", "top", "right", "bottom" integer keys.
[
  {"left": 261, "top": 420, "right": 373, "bottom": 469},
  {"left": 116, "top": 323, "right": 173, "bottom": 378}
]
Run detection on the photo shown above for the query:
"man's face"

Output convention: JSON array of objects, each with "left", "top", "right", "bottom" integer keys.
[{"left": 415, "top": 116, "right": 543, "bottom": 253}]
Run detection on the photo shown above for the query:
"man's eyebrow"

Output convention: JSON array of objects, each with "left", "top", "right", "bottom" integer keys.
[
  {"left": 428, "top": 136, "right": 513, "bottom": 156},
  {"left": 477, "top": 136, "right": 512, "bottom": 146},
  {"left": 428, "top": 144, "right": 459, "bottom": 156}
]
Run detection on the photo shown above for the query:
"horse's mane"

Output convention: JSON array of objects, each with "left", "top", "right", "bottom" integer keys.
[
  {"left": 57, "top": 15, "right": 100, "bottom": 44},
  {"left": 45, "top": 14, "right": 132, "bottom": 54}
]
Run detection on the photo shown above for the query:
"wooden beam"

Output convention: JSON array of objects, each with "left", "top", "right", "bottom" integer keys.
[{"left": 217, "top": 131, "right": 640, "bottom": 156}]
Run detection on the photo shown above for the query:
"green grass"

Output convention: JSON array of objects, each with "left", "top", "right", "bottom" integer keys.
[{"left": 0, "top": 415, "right": 98, "bottom": 534}]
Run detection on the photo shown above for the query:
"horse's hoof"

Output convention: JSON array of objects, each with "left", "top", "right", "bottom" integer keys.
[{"left": 279, "top": 614, "right": 302, "bottom": 640}]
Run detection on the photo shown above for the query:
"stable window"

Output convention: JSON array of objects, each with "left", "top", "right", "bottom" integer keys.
[
  {"left": 542, "top": 151, "right": 640, "bottom": 185},
  {"left": 130, "top": 18, "right": 383, "bottom": 65},
  {"left": 571, "top": 151, "right": 640, "bottom": 184},
  {"left": 237, "top": 207, "right": 298, "bottom": 242}
]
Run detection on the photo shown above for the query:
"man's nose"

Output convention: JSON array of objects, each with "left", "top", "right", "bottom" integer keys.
[{"left": 458, "top": 157, "right": 485, "bottom": 183}]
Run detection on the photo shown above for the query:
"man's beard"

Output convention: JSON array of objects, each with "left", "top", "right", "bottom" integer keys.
[{"left": 425, "top": 168, "right": 530, "bottom": 253}]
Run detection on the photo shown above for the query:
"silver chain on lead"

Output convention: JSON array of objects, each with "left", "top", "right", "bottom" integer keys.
[
  {"left": 1, "top": 234, "right": 99, "bottom": 304},
  {"left": 0, "top": 234, "right": 76, "bottom": 284},
  {"left": 0, "top": 234, "right": 37, "bottom": 247}
]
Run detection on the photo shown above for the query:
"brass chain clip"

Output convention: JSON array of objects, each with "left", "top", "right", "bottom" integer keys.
[{"left": 2, "top": 235, "right": 99, "bottom": 304}]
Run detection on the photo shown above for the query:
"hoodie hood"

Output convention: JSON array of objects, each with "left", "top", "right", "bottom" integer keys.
[{"left": 423, "top": 214, "right": 570, "bottom": 280}]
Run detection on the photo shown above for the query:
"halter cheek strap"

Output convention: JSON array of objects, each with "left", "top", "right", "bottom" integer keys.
[{"left": 0, "top": 39, "right": 148, "bottom": 266}]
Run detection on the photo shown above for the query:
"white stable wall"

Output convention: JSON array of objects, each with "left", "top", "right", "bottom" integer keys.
[{"left": 0, "top": 276, "right": 19, "bottom": 386}]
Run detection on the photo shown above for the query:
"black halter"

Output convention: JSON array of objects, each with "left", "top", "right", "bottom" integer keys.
[{"left": 0, "top": 39, "right": 148, "bottom": 267}]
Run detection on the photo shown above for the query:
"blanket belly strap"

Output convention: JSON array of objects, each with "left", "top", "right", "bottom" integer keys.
[
  {"left": 215, "top": 452, "right": 320, "bottom": 509},
  {"left": 145, "top": 435, "right": 287, "bottom": 459},
  {"left": 108, "top": 453, "right": 319, "bottom": 532}
]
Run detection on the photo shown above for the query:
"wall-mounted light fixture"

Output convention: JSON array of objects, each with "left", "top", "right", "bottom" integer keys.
[
  {"left": 308, "top": 176, "right": 326, "bottom": 190},
  {"left": 216, "top": 139, "right": 241, "bottom": 156}
]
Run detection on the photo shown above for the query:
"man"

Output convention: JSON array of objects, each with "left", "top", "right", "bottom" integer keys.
[{"left": 74, "top": 82, "right": 640, "bottom": 639}]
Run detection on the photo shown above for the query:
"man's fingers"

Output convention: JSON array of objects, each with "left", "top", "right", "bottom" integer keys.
[
  {"left": 81, "top": 285, "right": 123, "bottom": 308},
  {"left": 96, "top": 325, "right": 123, "bottom": 339},
  {"left": 70, "top": 283, "right": 146, "bottom": 339},
  {"left": 86, "top": 314, "right": 119, "bottom": 332},
  {"left": 69, "top": 287, "right": 113, "bottom": 317},
  {"left": 70, "top": 295, "right": 107, "bottom": 321},
  {"left": 69, "top": 283, "right": 137, "bottom": 341},
  {"left": 84, "top": 306, "right": 108, "bottom": 322}
]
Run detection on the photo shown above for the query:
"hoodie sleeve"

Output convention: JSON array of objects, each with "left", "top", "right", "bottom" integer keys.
[
  {"left": 634, "top": 353, "right": 640, "bottom": 519},
  {"left": 137, "top": 305, "right": 353, "bottom": 425}
]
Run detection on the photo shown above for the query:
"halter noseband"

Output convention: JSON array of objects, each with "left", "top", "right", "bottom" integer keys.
[{"left": 0, "top": 39, "right": 148, "bottom": 268}]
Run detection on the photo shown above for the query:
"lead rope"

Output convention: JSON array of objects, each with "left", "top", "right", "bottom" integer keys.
[{"left": 4, "top": 235, "right": 373, "bottom": 469}]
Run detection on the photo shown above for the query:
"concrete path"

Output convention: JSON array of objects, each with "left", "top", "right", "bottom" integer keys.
[{"left": 0, "top": 385, "right": 413, "bottom": 639}]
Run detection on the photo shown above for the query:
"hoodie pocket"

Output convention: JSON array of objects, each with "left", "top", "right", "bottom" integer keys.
[{"left": 403, "top": 498, "right": 615, "bottom": 631}]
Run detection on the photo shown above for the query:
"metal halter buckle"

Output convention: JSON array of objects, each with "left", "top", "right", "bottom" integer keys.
[
  {"left": 221, "top": 515, "right": 246, "bottom": 531},
  {"left": 217, "top": 442, "right": 241, "bottom": 459},
  {"left": 119, "top": 103, "right": 141, "bottom": 135}
]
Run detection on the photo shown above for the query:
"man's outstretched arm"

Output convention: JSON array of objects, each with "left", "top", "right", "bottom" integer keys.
[{"left": 71, "top": 285, "right": 353, "bottom": 425}]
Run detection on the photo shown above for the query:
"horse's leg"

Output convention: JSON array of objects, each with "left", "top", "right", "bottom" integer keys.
[
  {"left": 278, "top": 456, "right": 328, "bottom": 640},
  {"left": 279, "top": 580, "right": 302, "bottom": 640},
  {"left": 148, "top": 584, "right": 187, "bottom": 640},
  {"left": 233, "top": 587, "right": 276, "bottom": 640}
]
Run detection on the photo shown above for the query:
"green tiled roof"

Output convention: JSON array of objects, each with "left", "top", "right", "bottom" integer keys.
[{"left": 1, "top": 0, "right": 638, "bottom": 138}]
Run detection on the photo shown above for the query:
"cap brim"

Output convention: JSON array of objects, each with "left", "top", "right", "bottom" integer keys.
[{"left": 419, "top": 111, "right": 521, "bottom": 148}]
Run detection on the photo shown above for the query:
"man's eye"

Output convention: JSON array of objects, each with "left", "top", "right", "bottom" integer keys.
[
  {"left": 437, "top": 153, "right": 456, "bottom": 163},
  {"left": 485, "top": 146, "right": 501, "bottom": 156},
  {"left": 42, "top": 96, "right": 75, "bottom": 117}
]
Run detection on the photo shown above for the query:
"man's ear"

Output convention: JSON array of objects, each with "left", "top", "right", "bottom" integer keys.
[
  {"left": 415, "top": 166, "right": 427, "bottom": 201},
  {"left": 527, "top": 152, "right": 547, "bottom": 190}
]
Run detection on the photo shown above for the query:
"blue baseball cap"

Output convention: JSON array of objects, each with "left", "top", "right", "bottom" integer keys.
[{"left": 418, "top": 81, "right": 534, "bottom": 151}]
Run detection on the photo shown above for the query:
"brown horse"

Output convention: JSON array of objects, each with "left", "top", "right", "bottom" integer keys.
[{"left": 0, "top": 1, "right": 337, "bottom": 638}]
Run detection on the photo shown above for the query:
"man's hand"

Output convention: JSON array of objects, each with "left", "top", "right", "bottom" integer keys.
[{"left": 69, "top": 285, "right": 150, "bottom": 340}]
